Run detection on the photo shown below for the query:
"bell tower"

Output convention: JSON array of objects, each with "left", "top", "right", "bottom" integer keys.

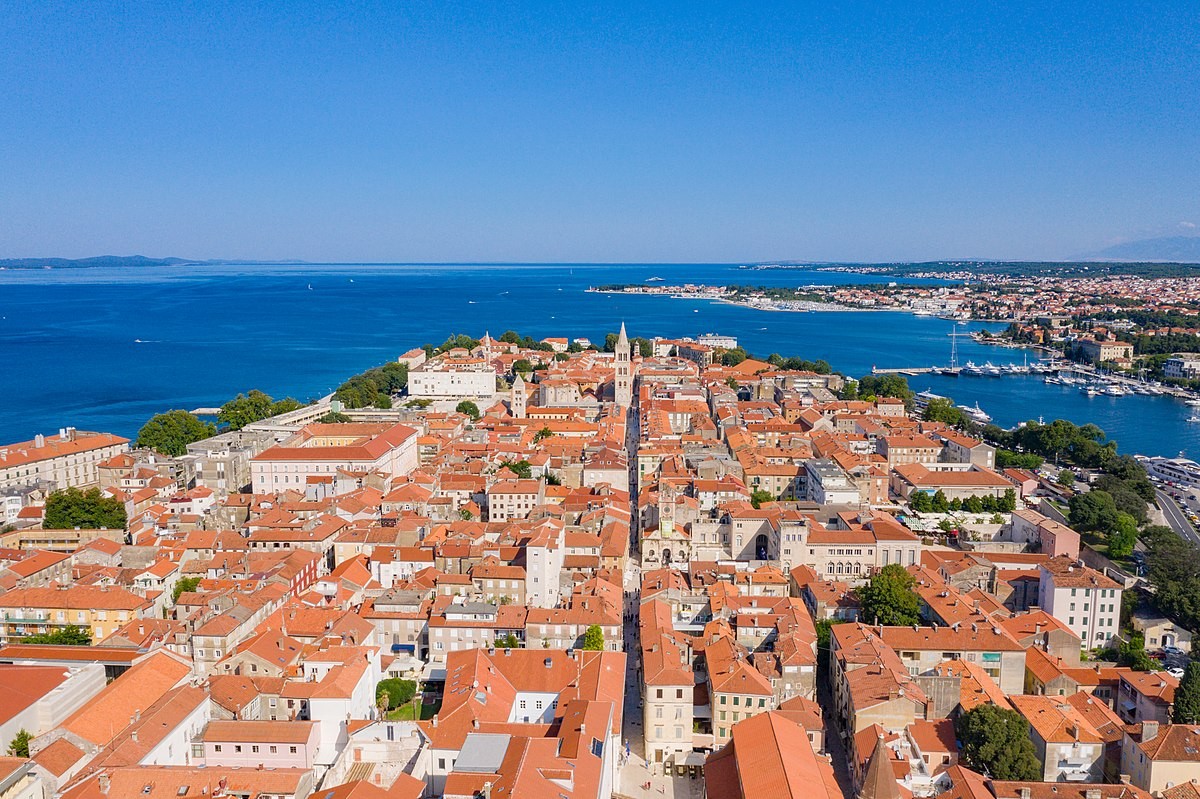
[{"left": 614, "top": 322, "right": 632, "bottom": 407}]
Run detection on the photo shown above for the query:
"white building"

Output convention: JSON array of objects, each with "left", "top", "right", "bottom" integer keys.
[
  {"left": 408, "top": 357, "right": 496, "bottom": 400},
  {"left": 806, "top": 459, "right": 861, "bottom": 505},
  {"left": 1164, "top": 356, "right": 1200, "bottom": 380},
  {"left": 250, "top": 422, "right": 418, "bottom": 494},
  {"left": 1037, "top": 556, "right": 1123, "bottom": 648},
  {"left": 0, "top": 429, "right": 129, "bottom": 491}
]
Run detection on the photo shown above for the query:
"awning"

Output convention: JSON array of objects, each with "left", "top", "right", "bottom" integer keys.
[{"left": 678, "top": 751, "right": 707, "bottom": 767}]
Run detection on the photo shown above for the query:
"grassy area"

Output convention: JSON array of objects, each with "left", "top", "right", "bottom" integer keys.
[{"left": 386, "top": 696, "right": 441, "bottom": 721}]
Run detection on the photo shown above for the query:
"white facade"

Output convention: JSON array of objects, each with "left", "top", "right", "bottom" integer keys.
[
  {"left": 525, "top": 539, "right": 564, "bottom": 608},
  {"left": 0, "top": 430, "right": 129, "bottom": 491},
  {"left": 408, "top": 368, "right": 495, "bottom": 400},
  {"left": 251, "top": 426, "right": 417, "bottom": 494},
  {"left": 1037, "top": 564, "right": 1122, "bottom": 648},
  {"left": 1164, "top": 356, "right": 1200, "bottom": 380},
  {"left": 0, "top": 664, "right": 106, "bottom": 748}
]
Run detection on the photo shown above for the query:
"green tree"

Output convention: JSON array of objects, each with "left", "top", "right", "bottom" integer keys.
[
  {"left": 1115, "top": 633, "right": 1155, "bottom": 671},
  {"left": 43, "top": 487, "right": 126, "bottom": 530},
  {"left": 7, "top": 729, "right": 31, "bottom": 758},
  {"left": 1068, "top": 490, "right": 1119, "bottom": 533},
  {"left": 498, "top": 460, "right": 533, "bottom": 479},
  {"left": 1173, "top": 662, "right": 1200, "bottom": 723},
  {"left": 533, "top": 427, "right": 555, "bottom": 443},
  {"left": 496, "top": 633, "right": 521, "bottom": 649},
  {"left": 318, "top": 410, "right": 351, "bottom": 423},
  {"left": 136, "top": 410, "right": 215, "bottom": 456},
  {"left": 1108, "top": 512, "right": 1138, "bottom": 558},
  {"left": 956, "top": 704, "right": 1043, "bottom": 781},
  {"left": 218, "top": 389, "right": 298, "bottom": 430},
  {"left": 855, "top": 374, "right": 914, "bottom": 405},
  {"left": 456, "top": 400, "right": 481, "bottom": 421},
  {"left": 512, "top": 358, "right": 534, "bottom": 374},
  {"left": 923, "top": 398, "right": 971, "bottom": 428},
  {"left": 1057, "top": 470, "right": 1076, "bottom": 487},
  {"left": 749, "top": 489, "right": 774, "bottom": 509},
  {"left": 172, "top": 576, "right": 202, "bottom": 603},
  {"left": 21, "top": 625, "right": 91, "bottom": 646},
  {"left": 375, "top": 678, "right": 417, "bottom": 710},
  {"left": 858, "top": 564, "right": 920, "bottom": 626},
  {"left": 582, "top": 624, "right": 605, "bottom": 650},
  {"left": 839, "top": 380, "right": 859, "bottom": 401}
]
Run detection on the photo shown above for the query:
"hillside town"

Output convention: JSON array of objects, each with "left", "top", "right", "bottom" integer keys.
[{"left": 0, "top": 325, "right": 1198, "bottom": 799}]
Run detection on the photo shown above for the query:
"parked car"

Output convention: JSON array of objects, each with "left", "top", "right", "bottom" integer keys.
[
  {"left": 1167, "top": 667, "right": 1185, "bottom": 679},
  {"left": 1164, "top": 646, "right": 1184, "bottom": 657}
]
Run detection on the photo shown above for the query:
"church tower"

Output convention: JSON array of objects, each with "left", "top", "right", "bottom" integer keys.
[
  {"left": 511, "top": 373, "right": 527, "bottom": 419},
  {"left": 658, "top": 481, "right": 676, "bottom": 536},
  {"left": 614, "top": 322, "right": 632, "bottom": 408}
]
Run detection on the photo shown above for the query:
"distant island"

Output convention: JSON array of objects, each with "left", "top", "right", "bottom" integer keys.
[{"left": 0, "top": 255, "right": 309, "bottom": 270}]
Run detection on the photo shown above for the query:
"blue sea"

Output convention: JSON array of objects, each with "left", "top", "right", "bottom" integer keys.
[{"left": 1, "top": 262, "right": 1197, "bottom": 458}]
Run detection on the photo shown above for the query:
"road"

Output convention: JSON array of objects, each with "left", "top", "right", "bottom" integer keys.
[{"left": 1155, "top": 489, "right": 1200, "bottom": 545}]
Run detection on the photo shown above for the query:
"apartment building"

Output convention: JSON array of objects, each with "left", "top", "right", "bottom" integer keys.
[
  {"left": 1037, "top": 557, "right": 1122, "bottom": 648},
  {"left": 0, "top": 584, "right": 151, "bottom": 645},
  {"left": 0, "top": 429, "right": 129, "bottom": 492},
  {"left": 250, "top": 422, "right": 418, "bottom": 494}
]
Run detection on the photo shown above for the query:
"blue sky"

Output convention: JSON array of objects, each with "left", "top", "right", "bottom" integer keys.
[{"left": 2, "top": 2, "right": 1197, "bottom": 262}]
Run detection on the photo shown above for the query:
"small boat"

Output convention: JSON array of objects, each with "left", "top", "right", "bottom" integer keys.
[
  {"left": 1103, "top": 384, "right": 1125, "bottom": 396},
  {"left": 1189, "top": 416, "right": 1200, "bottom": 423},
  {"left": 467, "top": 300, "right": 476, "bottom": 304},
  {"left": 1187, "top": 399, "right": 1200, "bottom": 407},
  {"left": 962, "top": 361, "right": 984, "bottom": 377},
  {"left": 646, "top": 276, "right": 665, "bottom": 282},
  {"left": 1044, "top": 376, "right": 1061, "bottom": 385},
  {"left": 307, "top": 283, "right": 313, "bottom": 290},
  {"left": 982, "top": 362, "right": 1002, "bottom": 377}
]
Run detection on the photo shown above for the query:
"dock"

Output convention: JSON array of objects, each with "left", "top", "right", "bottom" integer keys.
[{"left": 871, "top": 367, "right": 934, "bottom": 376}]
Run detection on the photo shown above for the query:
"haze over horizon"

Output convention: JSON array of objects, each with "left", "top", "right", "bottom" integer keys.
[{"left": 3, "top": 3, "right": 1198, "bottom": 263}]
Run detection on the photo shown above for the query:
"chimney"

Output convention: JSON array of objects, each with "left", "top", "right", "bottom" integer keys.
[
  {"left": 98, "top": 774, "right": 111, "bottom": 795},
  {"left": 34, "top": 434, "right": 45, "bottom": 448},
  {"left": 544, "top": 657, "right": 553, "bottom": 669},
  {"left": 1142, "top": 721, "right": 1160, "bottom": 741},
  {"left": 1085, "top": 791, "right": 1101, "bottom": 799},
  {"left": 483, "top": 782, "right": 493, "bottom": 799},
  {"left": 1017, "top": 789, "right": 1031, "bottom": 799}
]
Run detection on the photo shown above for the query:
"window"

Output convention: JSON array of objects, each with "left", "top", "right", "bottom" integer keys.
[
  {"left": 215, "top": 745, "right": 223, "bottom": 752},
  {"left": 234, "top": 746, "right": 242, "bottom": 753},
  {"left": 270, "top": 746, "right": 277, "bottom": 754},
  {"left": 733, "top": 696, "right": 740, "bottom": 706},
  {"left": 289, "top": 746, "right": 298, "bottom": 754},
  {"left": 676, "top": 689, "right": 684, "bottom": 699},
  {"left": 251, "top": 745, "right": 259, "bottom": 753}
]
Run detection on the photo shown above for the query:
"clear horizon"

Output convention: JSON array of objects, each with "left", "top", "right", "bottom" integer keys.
[{"left": 3, "top": 3, "right": 1198, "bottom": 262}]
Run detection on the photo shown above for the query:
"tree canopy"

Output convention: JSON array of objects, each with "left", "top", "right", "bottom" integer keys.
[
  {"left": 376, "top": 678, "right": 417, "bottom": 710},
  {"left": 7, "top": 730, "right": 31, "bottom": 758},
  {"left": 956, "top": 704, "right": 1042, "bottom": 780},
  {"left": 498, "top": 459, "right": 533, "bottom": 479},
  {"left": 858, "top": 564, "right": 920, "bottom": 626},
  {"left": 136, "top": 410, "right": 215, "bottom": 456},
  {"left": 749, "top": 489, "right": 774, "bottom": 509},
  {"left": 21, "top": 625, "right": 91, "bottom": 646},
  {"left": 456, "top": 400, "right": 481, "bottom": 421},
  {"left": 44, "top": 487, "right": 126, "bottom": 530},
  {"left": 582, "top": 624, "right": 605, "bottom": 651},
  {"left": 334, "top": 362, "right": 408, "bottom": 409},
  {"left": 855, "top": 374, "right": 914, "bottom": 406},
  {"left": 1174, "top": 662, "right": 1200, "bottom": 724},
  {"left": 218, "top": 389, "right": 302, "bottom": 430},
  {"left": 172, "top": 576, "right": 202, "bottom": 603}
]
